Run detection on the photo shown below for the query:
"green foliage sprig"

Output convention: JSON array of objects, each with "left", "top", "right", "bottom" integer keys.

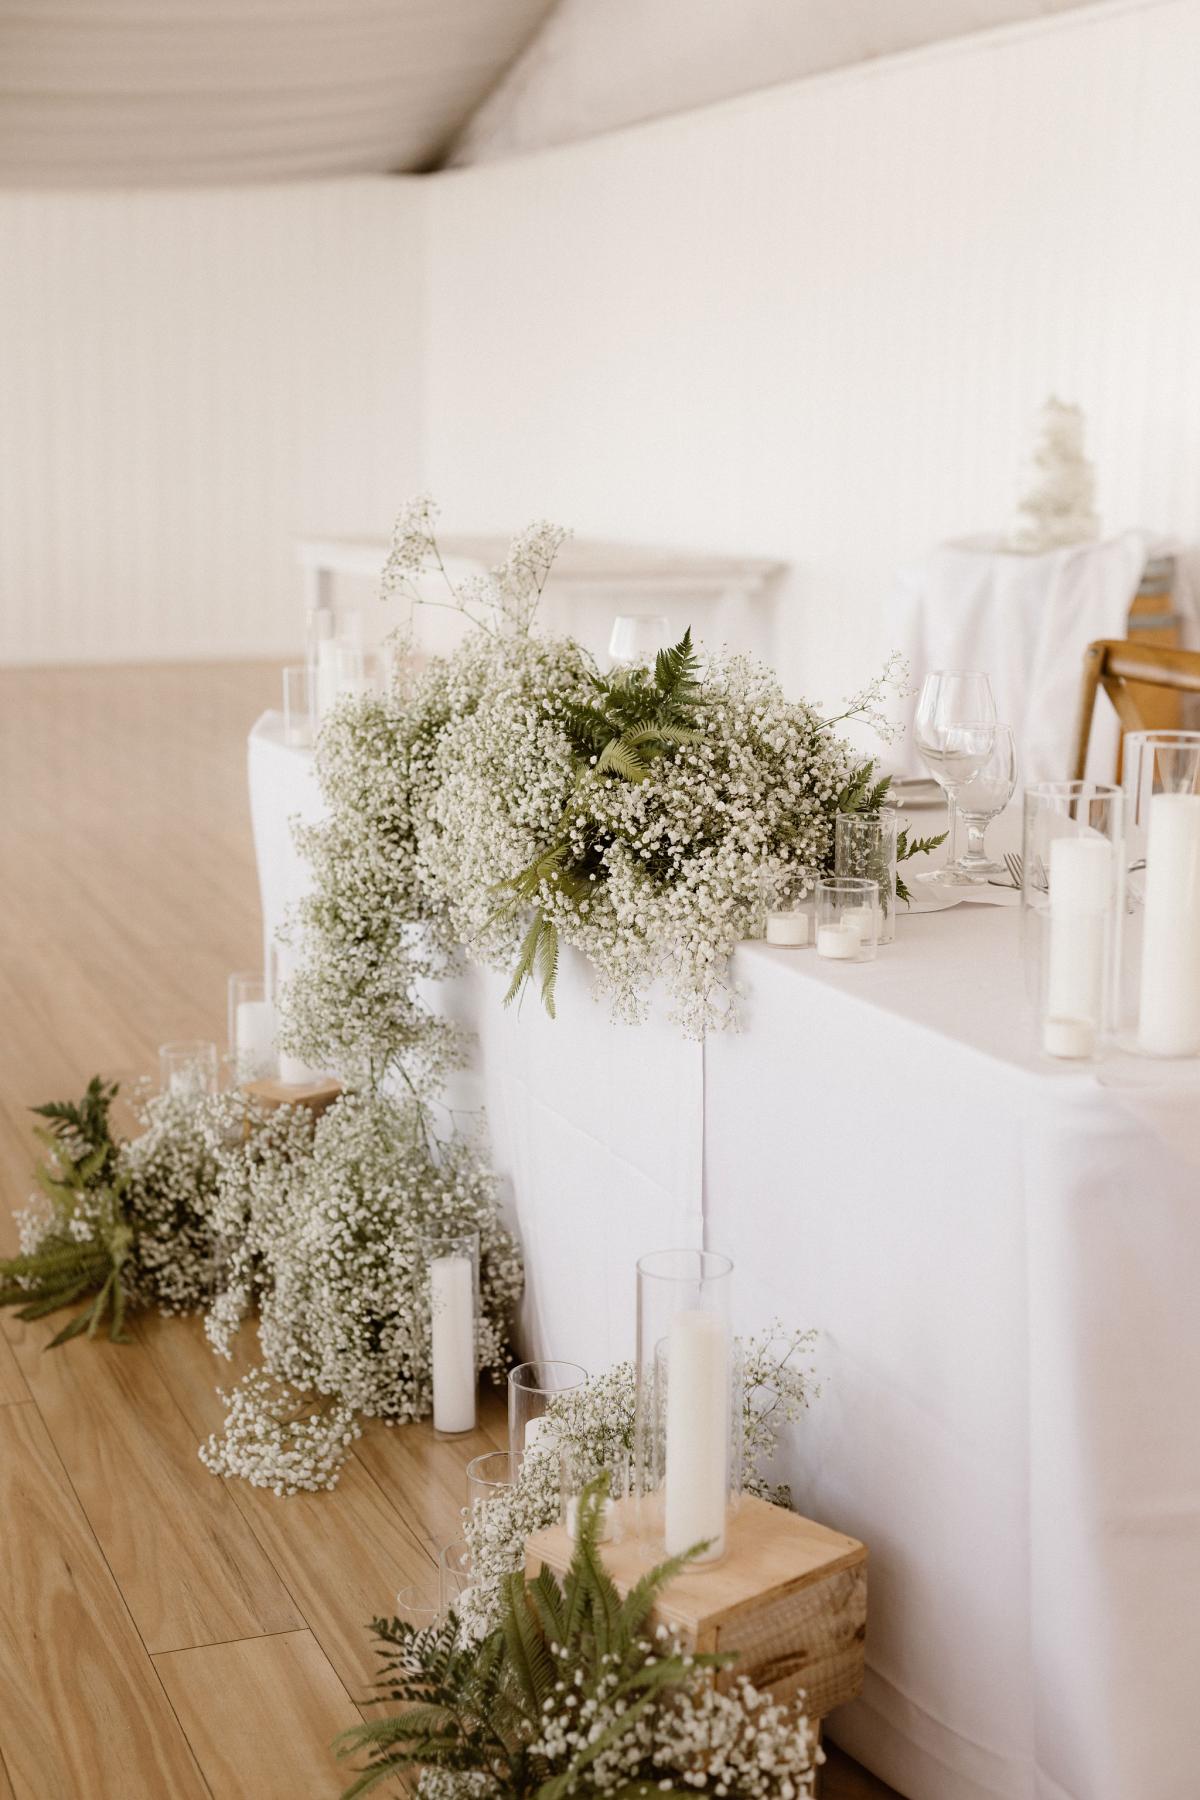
[
  {"left": 335, "top": 1479, "right": 725, "bottom": 1799},
  {"left": 0, "top": 1079, "right": 134, "bottom": 1345}
]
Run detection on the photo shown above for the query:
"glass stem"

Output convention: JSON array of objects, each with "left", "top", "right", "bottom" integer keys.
[{"left": 961, "top": 816, "right": 988, "bottom": 866}]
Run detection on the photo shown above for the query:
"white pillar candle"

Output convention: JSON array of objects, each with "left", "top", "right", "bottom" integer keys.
[
  {"left": 315, "top": 635, "right": 342, "bottom": 723},
  {"left": 817, "top": 922, "right": 860, "bottom": 960},
  {"left": 1045, "top": 836, "right": 1113, "bottom": 1044},
  {"left": 765, "top": 910, "right": 810, "bottom": 946},
  {"left": 430, "top": 1254, "right": 476, "bottom": 1434},
  {"left": 1138, "top": 793, "right": 1200, "bottom": 1056},
  {"left": 235, "top": 999, "right": 277, "bottom": 1076},
  {"left": 664, "top": 1308, "right": 730, "bottom": 1559},
  {"left": 522, "top": 1415, "right": 558, "bottom": 1454}
]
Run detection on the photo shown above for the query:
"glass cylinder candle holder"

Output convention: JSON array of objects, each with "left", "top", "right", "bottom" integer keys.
[
  {"left": 815, "top": 877, "right": 880, "bottom": 962},
  {"left": 508, "top": 1360, "right": 587, "bottom": 1466},
  {"left": 763, "top": 891, "right": 812, "bottom": 947},
  {"left": 394, "top": 1584, "right": 439, "bottom": 1630},
  {"left": 465, "top": 1450, "right": 514, "bottom": 1513},
  {"left": 634, "top": 1249, "right": 741, "bottom": 1564},
  {"left": 608, "top": 613, "right": 669, "bottom": 668},
  {"left": 1021, "top": 782, "right": 1123, "bottom": 1062},
  {"left": 282, "top": 665, "right": 313, "bottom": 747},
  {"left": 159, "top": 1039, "right": 219, "bottom": 1099},
  {"left": 423, "top": 1231, "right": 479, "bottom": 1437},
  {"left": 438, "top": 1540, "right": 472, "bottom": 1618},
  {"left": 835, "top": 812, "right": 898, "bottom": 944},
  {"left": 227, "top": 973, "right": 278, "bottom": 1082},
  {"left": 1121, "top": 733, "right": 1200, "bottom": 1057},
  {"left": 561, "top": 1444, "right": 629, "bottom": 1545},
  {"left": 314, "top": 616, "right": 366, "bottom": 723}
]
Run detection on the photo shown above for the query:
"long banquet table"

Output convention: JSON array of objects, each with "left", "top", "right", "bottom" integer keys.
[{"left": 249, "top": 712, "right": 1200, "bottom": 1800}]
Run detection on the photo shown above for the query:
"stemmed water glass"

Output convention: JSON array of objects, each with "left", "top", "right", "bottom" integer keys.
[
  {"left": 945, "top": 723, "right": 1017, "bottom": 881},
  {"left": 912, "top": 671, "right": 997, "bottom": 884}
]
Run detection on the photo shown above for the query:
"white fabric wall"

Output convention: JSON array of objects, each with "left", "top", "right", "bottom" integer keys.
[
  {"left": 427, "top": 0, "right": 1200, "bottom": 708},
  {"left": 0, "top": 179, "right": 424, "bottom": 664}
]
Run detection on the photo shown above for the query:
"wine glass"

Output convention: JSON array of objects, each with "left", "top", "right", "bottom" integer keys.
[
  {"left": 912, "top": 672, "right": 997, "bottom": 884},
  {"left": 944, "top": 723, "right": 1017, "bottom": 882}
]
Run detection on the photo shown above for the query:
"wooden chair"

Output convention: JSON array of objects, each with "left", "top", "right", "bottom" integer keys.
[{"left": 1071, "top": 639, "right": 1200, "bottom": 779}]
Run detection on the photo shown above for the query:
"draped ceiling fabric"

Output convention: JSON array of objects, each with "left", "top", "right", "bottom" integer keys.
[{"left": 0, "top": 0, "right": 556, "bottom": 185}]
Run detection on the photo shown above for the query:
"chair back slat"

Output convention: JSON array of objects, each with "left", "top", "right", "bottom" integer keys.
[{"left": 1071, "top": 639, "right": 1200, "bottom": 780}]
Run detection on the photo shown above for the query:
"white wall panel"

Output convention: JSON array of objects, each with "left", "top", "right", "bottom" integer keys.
[
  {"left": 0, "top": 179, "right": 424, "bottom": 663},
  {"left": 427, "top": 0, "right": 1200, "bottom": 713}
]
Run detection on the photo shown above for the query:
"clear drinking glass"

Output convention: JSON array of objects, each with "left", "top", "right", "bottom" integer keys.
[
  {"left": 508, "top": 1361, "right": 587, "bottom": 1465},
  {"left": 633, "top": 1249, "right": 740, "bottom": 1562},
  {"left": 1022, "top": 783, "right": 1123, "bottom": 1061},
  {"left": 226, "top": 973, "right": 278, "bottom": 1081},
  {"left": 465, "top": 1450, "right": 514, "bottom": 1511},
  {"left": 912, "top": 671, "right": 997, "bottom": 883},
  {"left": 835, "top": 811, "right": 898, "bottom": 943},
  {"left": 438, "top": 1540, "right": 472, "bottom": 1616},
  {"left": 608, "top": 614, "right": 670, "bottom": 667},
  {"left": 423, "top": 1231, "right": 479, "bottom": 1437},
  {"left": 159, "top": 1039, "right": 219, "bottom": 1099},
  {"left": 944, "top": 723, "right": 1017, "bottom": 882},
  {"left": 282, "top": 665, "right": 313, "bottom": 747},
  {"left": 814, "top": 877, "right": 880, "bottom": 962}
]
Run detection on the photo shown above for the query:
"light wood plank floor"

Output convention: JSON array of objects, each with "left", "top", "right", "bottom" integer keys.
[{"left": 0, "top": 663, "right": 901, "bottom": 1800}]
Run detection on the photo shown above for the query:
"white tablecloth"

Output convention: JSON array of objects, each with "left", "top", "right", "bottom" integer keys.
[
  {"left": 890, "top": 533, "right": 1168, "bottom": 785},
  {"left": 248, "top": 712, "right": 1200, "bottom": 1800}
]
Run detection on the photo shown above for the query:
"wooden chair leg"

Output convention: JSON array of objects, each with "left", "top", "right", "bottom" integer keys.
[{"left": 1071, "top": 643, "right": 1106, "bottom": 781}]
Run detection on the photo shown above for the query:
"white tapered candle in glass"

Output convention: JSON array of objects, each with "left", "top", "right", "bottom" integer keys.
[
  {"left": 1138, "top": 793, "right": 1200, "bottom": 1056},
  {"left": 1043, "top": 836, "right": 1113, "bottom": 1058},
  {"left": 425, "top": 1232, "right": 478, "bottom": 1436}
]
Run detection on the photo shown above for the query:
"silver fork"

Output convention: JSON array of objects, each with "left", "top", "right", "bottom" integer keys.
[{"left": 989, "top": 850, "right": 1023, "bottom": 891}]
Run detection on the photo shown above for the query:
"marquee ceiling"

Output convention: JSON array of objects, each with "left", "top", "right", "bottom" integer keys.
[{"left": 0, "top": 0, "right": 556, "bottom": 186}]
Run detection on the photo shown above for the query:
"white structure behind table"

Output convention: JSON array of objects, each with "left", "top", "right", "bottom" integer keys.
[
  {"left": 248, "top": 713, "right": 1200, "bottom": 1800},
  {"left": 889, "top": 532, "right": 1199, "bottom": 784}
]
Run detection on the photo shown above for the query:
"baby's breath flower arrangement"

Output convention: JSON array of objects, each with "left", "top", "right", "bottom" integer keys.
[
  {"left": 457, "top": 1327, "right": 815, "bottom": 1642},
  {"left": 306, "top": 495, "right": 911, "bottom": 1039},
  {"left": 335, "top": 1481, "right": 821, "bottom": 1800},
  {"left": 201, "top": 1091, "right": 523, "bottom": 1494}
]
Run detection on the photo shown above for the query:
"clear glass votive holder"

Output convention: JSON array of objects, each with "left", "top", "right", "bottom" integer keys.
[
  {"left": 314, "top": 629, "right": 366, "bottom": 723},
  {"left": 394, "top": 1584, "right": 439, "bottom": 1630},
  {"left": 561, "top": 1444, "right": 629, "bottom": 1545},
  {"left": 423, "top": 1231, "right": 479, "bottom": 1438},
  {"left": 227, "top": 973, "right": 278, "bottom": 1082},
  {"left": 1021, "top": 782, "right": 1123, "bottom": 1062},
  {"left": 814, "top": 877, "right": 880, "bottom": 962},
  {"left": 508, "top": 1360, "right": 587, "bottom": 1466},
  {"left": 1121, "top": 733, "right": 1200, "bottom": 1057},
  {"left": 282, "top": 665, "right": 313, "bottom": 747},
  {"left": 608, "top": 613, "right": 669, "bottom": 668},
  {"left": 835, "top": 812, "right": 898, "bottom": 944},
  {"left": 633, "top": 1248, "right": 741, "bottom": 1564},
  {"left": 159, "top": 1039, "right": 219, "bottom": 1099},
  {"left": 438, "top": 1540, "right": 472, "bottom": 1617},
  {"left": 465, "top": 1450, "right": 514, "bottom": 1512},
  {"left": 764, "top": 899, "right": 812, "bottom": 947}
]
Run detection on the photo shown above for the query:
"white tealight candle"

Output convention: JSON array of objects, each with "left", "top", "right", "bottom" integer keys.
[
  {"left": 765, "top": 910, "right": 810, "bottom": 946},
  {"left": 1139, "top": 793, "right": 1200, "bottom": 1056},
  {"left": 817, "top": 922, "right": 860, "bottom": 961},
  {"left": 430, "top": 1254, "right": 476, "bottom": 1434},
  {"left": 1042, "top": 1016, "right": 1098, "bottom": 1060},
  {"left": 1045, "top": 836, "right": 1113, "bottom": 1040},
  {"left": 235, "top": 998, "right": 277, "bottom": 1078},
  {"left": 664, "top": 1308, "right": 730, "bottom": 1560}
]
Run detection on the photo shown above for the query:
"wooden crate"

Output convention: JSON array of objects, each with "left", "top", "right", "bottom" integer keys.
[
  {"left": 526, "top": 1493, "right": 866, "bottom": 1720},
  {"left": 242, "top": 1076, "right": 342, "bottom": 1119}
]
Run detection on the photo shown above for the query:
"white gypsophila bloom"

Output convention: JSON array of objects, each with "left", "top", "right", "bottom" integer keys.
[{"left": 201, "top": 1092, "right": 522, "bottom": 1494}]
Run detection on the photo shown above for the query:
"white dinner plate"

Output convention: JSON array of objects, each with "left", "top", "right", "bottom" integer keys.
[{"left": 900, "top": 886, "right": 964, "bottom": 914}]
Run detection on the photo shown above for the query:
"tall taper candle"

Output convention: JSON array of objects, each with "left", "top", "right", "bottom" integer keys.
[
  {"left": 430, "top": 1254, "right": 476, "bottom": 1434},
  {"left": 1138, "top": 793, "right": 1200, "bottom": 1056},
  {"left": 664, "top": 1308, "right": 730, "bottom": 1559},
  {"left": 1044, "top": 835, "right": 1112, "bottom": 1055}
]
